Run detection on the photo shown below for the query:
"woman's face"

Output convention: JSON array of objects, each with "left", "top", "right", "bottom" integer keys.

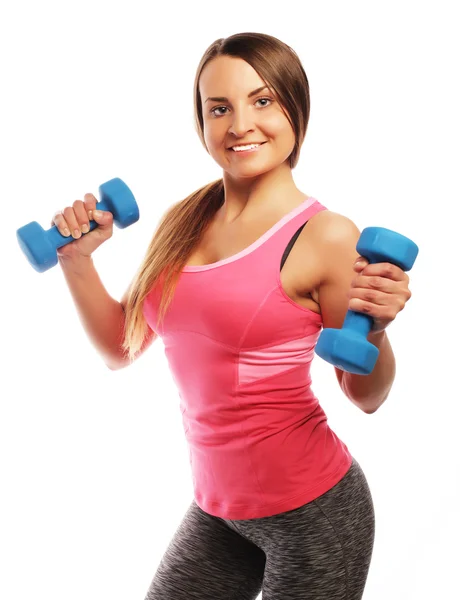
[{"left": 199, "top": 56, "right": 295, "bottom": 179}]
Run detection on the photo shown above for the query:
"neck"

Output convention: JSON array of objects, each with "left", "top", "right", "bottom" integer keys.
[{"left": 219, "top": 162, "right": 303, "bottom": 224}]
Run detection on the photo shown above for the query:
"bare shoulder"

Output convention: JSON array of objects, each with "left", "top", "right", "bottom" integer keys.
[
  {"left": 307, "top": 209, "right": 360, "bottom": 245},
  {"left": 306, "top": 210, "right": 361, "bottom": 273},
  {"left": 290, "top": 209, "right": 360, "bottom": 303},
  {"left": 296, "top": 209, "right": 361, "bottom": 292}
]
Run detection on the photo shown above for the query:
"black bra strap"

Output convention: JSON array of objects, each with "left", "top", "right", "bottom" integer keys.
[{"left": 280, "top": 222, "right": 308, "bottom": 271}]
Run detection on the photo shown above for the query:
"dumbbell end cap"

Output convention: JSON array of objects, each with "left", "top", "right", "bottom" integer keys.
[
  {"left": 358, "top": 227, "right": 419, "bottom": 271},
  {"left": 315, "top": 328, "right": 379, "bottom": 375},
  {"left": 17, "top": 221, "right": 57, "bottom": 273},
  {"left": 99, "top": 178, "right": 140, "bottom": 228}
]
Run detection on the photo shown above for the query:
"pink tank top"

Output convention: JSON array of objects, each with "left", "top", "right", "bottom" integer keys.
[{"left": 143, "top": 196, "right": 352, "bottom": 519}]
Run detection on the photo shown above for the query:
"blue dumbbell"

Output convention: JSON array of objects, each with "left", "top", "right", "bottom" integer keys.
[
  {"left": 315, "top": 227, "right": 419, "bottom": 375},
  {"left": 17, "top": 178, "right": 139, "bottom": 273}
]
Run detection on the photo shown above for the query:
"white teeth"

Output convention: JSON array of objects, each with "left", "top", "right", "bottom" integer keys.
[{"left": 232, "top": 143, "right": 261, "bottom": 152}]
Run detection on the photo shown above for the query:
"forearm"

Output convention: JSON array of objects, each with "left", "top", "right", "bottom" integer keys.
[{"left": 342, "top": 330, "right": 396, "bottom": 414}]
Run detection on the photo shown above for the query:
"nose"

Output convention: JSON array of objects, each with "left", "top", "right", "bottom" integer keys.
[{"left": 228, "top": 107, "right": 255, "bottom": 137}]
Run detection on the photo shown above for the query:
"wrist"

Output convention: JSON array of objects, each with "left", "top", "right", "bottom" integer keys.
[
  {"left": 368, "top": 329, "right": 386, "bottom": 346},
  {"left": 58, "top": 254, "right": 94, "bottom": 276}
]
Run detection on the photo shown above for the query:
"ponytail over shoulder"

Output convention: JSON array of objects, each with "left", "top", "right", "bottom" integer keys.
[{"left": 122, "top": 178, "right": 224, "bottom": 362}]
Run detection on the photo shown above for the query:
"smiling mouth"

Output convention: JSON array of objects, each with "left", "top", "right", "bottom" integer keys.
[{"left": 228, "top": 142, "right": 267, "bottom": 152}]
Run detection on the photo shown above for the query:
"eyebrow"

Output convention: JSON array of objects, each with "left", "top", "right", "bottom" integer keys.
[{"left": 204, "top": 85, "right": 269, "bottom": 104}]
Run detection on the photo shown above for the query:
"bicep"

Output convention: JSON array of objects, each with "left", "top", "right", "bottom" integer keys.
[{"left": 315, "top": 213, "right": 362, "bottom": 386}]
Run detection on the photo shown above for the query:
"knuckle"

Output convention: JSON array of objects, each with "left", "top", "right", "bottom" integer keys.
[
  {"left": 370, "top": 276, "right": 382, "bottom": 289},
  {"left": 73, "top": 199, "right": 85, "bottom": 211},
  {"left": 84, "top": 199, "right": 96, "bottom": 211},
  {"left": 62, "top": 206, "right": 74, "bottom": 219},
  {"left": 365, "top": 290, "right": 376, "bottom": 302},
  {"left": 380, "top": 264, "right": 393, "bottom": 277},
  {"left": 360, "top": 303, "right": 372, "bottom": 314}
]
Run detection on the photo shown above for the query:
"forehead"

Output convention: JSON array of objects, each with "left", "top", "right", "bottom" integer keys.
[{"left": 199, "top": 56, "right": 265, "bottom": 95}]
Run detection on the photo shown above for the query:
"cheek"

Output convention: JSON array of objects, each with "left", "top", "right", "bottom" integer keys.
[
  {"left": 265, "top": 115, "right": 294, "bottom": 141},
  {"left": 203, "top": 121, "right": 223, "bottom": 149}
]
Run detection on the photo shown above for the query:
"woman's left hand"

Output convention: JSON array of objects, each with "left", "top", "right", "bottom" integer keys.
[{"left": 348, "top": 257, "right": 412, "bottom": 333}]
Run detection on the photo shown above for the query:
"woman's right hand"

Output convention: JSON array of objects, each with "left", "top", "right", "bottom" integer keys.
[{"left": 52, "top": 193, "right": 114, "bottom": 261}]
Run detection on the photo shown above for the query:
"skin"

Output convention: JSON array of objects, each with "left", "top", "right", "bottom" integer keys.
[
  {"left": 198, "top": 56, "right": 412, "bottom": 414},
  {"left": 199, "top": 55, "right": 303, "bottom": 224},
  {"left": 52, "top": 55, "right": 413, "bottom": 412}
]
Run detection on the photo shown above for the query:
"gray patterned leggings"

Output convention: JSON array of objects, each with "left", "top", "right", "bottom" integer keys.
[{"left": 144, "top": 457, "right": 375, "bottom": 599}]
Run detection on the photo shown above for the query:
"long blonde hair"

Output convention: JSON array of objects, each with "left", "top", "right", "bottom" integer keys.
[{"left": 122, "top": 32, "right": 311, "bottom": 362}]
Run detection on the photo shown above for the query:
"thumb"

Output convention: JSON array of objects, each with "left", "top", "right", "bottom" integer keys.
[
  {"left": 92, "top": 209, "right": 113, "bottom": 226},
  {"left": 354, "top": 256, "right": 368, "bottom": 271}
]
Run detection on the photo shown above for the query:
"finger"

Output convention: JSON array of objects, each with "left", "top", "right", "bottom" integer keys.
[
  {"left": 349, "top": 287, "right": 395, "bottom": 306},
  {"left": 92, "top": 208, "right": 113, "bottom": 227},
  {"left": 358, "top": 262, "right": 407, "bottom": 281},
  {"left": 52, "top": 211, "right": 71, "bottom": 237},
  {"left": 73, "top": 200, "right": 90, "bottom": 234},
  {"left": 353, "top": 261, "right": 367, "bottom": 273},
  {"left": 348, "top": 296, "right": 401, "bottom": 321},
  {"left": 62, "top": 206, "right": 82, "bottom": 239},
  {"left": 354, "top": 257, "right": 369, "bottom": 270},
  {"left": 83, "top": 193, "right": 98, "bottom": 221},
  {"left": 351, "top": 274, "right": 397, "bottom": 293}
]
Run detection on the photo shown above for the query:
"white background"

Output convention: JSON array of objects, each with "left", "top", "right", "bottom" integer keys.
[{"left": 1, "top": 1, "right": 459, "bottom": 598}]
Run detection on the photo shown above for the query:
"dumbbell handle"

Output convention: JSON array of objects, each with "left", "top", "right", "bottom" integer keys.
[{"left": 341, "top": 310, "right": 374, "bottom": 338}]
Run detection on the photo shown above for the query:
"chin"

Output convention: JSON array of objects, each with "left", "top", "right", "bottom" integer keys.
[
  {"left": 235, "top": 161, "right": 281, "bottom": 175},
  {"left": 227, "top": 166, "right": 273, "bottom": 179}
]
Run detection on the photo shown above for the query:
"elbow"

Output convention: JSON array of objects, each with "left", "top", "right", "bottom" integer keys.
[
  {"left": 104, "top": 354, "right": 131, "bottom": 371},
  {"left": 358, "top": 392, "right": 390, "bottom": 415},
  {"left": 342, "top": 373, "right": 392, "bottom": 415},
  {"left": 355, "top": 402, "right": 380, "bottom": 415},
  {"left": 352, "top": 400, "right": 379, "bottom": 415},
  {"left": 107, "top": 360, "right": 131, "bottom": 371},
  {"left": 105, "top": 361, "right": 120, "bottom": 371},
  {"left": 106, "top": 362, "right": 120, "bottom": 371}
]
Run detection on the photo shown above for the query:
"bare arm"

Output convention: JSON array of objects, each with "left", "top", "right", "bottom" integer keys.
[
  {"left": 312, "top": 211, "right": 396, "bottom": 414},
  {"left": 59, "top": 256, "right": 156, "bottom": 370}
]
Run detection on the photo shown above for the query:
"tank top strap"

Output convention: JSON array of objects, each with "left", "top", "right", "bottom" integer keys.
[{"left": 242, "top": 197, "right": 327, "bottom": 278}]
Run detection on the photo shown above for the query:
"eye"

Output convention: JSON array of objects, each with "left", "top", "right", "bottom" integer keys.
[
  {"left": 210, "top": 106, "right": 229, "bottom": 117},
  {"left": 209, "top": 96, "right": 274, "bottom": 117},
  {"left": 255, "top": 97, "right": 273, "bottom": 108}
]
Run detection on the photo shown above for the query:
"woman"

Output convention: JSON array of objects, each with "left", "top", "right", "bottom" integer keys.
[{"left": 54, "top": 32, "right": 412, "bottom": 599}]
